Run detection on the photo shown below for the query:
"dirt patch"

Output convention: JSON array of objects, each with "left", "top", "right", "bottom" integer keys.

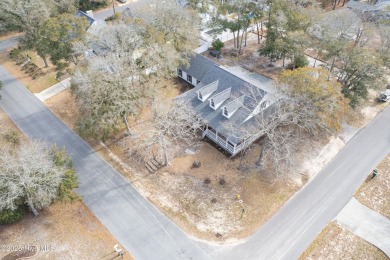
[
  {"left": 0, "top": 49, "right": 58, "bottom": 93},
  {"left": 0, "top": 201, "right": 132, "bottom": 260},
  {"left": 300, "top": 222, "right": 387, "bottom": 260},
  {"left": 203, "top": 32, "right": 286, "bottom": 80},
  {"left": 45, "top": 88, "right": 80, "bottom": 129},
  {"left": 355, "top": 153, "right": 390, "bottom": 219}
]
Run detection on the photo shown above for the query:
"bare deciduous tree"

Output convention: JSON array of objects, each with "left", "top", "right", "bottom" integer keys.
[
  {"left": 132, "top": 101, "right": 202, "bottom": 166},
  {"left": 0, "top": 141, "right": 75, "bottom": 216},
  {"left": 224, "top": 68, "right": 348, "bottom": 177}
]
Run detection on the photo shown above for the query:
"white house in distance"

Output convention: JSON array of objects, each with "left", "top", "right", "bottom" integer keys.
[{"left": 177, "top": 54, "right": 278, "bottom": 156}]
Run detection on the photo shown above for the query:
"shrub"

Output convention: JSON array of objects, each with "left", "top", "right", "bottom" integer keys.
[
  {"left": 2, "top": 129, "right": 20, "bottom": 147},
  {"left": 0, "top": 206, "right": 27, "bottom": 224},
  {"left": 52, "top": 147, "right": 79, "bottom": 202},
  {"left": 9, "top": 47, "right": 21, "bottom": 60},
  {"left": 212, "top": 39, "right": 224, "bottom": 51},
  {"left": 295, "top": 55, "right": 309, "bottom": 68},
  {"left": 105, "top": 13, "right": 122, "bottom": 22},
  {"left": 219, "top": 177, "right": 226, "bottom": 186},
  {"left": 56, "top": 71, "right": 65, "bottom": 80},
  {"left": 204, "top": 178, "right": 211, "bottom": 184}
]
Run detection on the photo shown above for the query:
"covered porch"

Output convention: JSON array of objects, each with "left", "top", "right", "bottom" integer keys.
[{"left": 202, "top": 125, "right": 247, "bottom": 156}]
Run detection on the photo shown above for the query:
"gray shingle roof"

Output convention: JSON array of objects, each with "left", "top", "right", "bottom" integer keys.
[
  {"left": 177, "top": 55, "right": 273, "bottom": 144},
  {"left": 179, "top": 53, "right": 216, "bottom": 81}
]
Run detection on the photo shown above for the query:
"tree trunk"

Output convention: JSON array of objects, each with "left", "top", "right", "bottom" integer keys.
[
  {"left": 313, "top": 53, "right": 320, "bottom": 68},
  {"left": 161, "top": 137, "right": 168, "bottom": 166},
  {"left": 42, "top": 56, "right": 49, "bottom": 68},
  {"left": 260, "top": 22, "right": 263, "bottom": 40},
  {"left": 256, "top": 147, "right": 265, "bottom": 169},
  {"left": 232, "top": 31, "right": 236, "bottom": 49},
  {"left": 27, "top": 197, "right": 39, "bottom": 216},
  {"left": 244, "top": 28, "right": 248, "bottom": 47},
  {"left": 256, "top": 23, "right": 260, "bottom": 44},
  {"left": 342, "top": 0, "right": 346, "bottom": 6},
  {"left": 239, "top": 29, "right": 245, "bottom": 54},
  {"left": 123, "top": 113, "right": 131, "bottom": 136},
  {"left": 236, "top": 29, "right": 241, "bottom": 49},
  {"left": 332, "top": 0, "right": 337, "bottom": 10},
  {"left": 282, "top": 54, "right": 285, "bottom": 67}
]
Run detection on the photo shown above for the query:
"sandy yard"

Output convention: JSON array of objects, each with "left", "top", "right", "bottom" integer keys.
[
  {"left": 356, "top": 153, "right": 390, "bottom": 219},
  {"left": 0, "top": 109, "right": 132, "bottom": 259},
  {"left": 203, "top": 32, "right": 285, "bottom": 80},
  {"left": 0, "top": 201, "right": 132, "bottom": 260},
  {"left": 300, "top": 222, "right": 387, "bottom": 260},
  {"left": 0, "top": 49, "right": 59, "bottom": 93}
]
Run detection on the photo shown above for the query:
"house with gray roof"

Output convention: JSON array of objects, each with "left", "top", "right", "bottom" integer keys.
[
  {"left": 347, "top": 0, "right": 390, "bottom": 20},
  {"left": 177, "top": 54, "right": 278, "bottom": 156}
]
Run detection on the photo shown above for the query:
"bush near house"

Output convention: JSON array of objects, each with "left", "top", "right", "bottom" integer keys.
[
  {"left": 105, "top": 12, "right": 122, "bottom": 22},
  {"left": 212, "top": 39, "right": 224, "bottom": 51}
]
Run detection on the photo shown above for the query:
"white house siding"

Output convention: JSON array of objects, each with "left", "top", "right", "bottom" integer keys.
[{"left": 177, "top": 70, "right": 198, "bottom": 87}]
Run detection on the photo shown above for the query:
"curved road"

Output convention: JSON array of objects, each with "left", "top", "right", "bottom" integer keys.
[{"left": 1, "top": 64, "right": 390, "bottom": 259}]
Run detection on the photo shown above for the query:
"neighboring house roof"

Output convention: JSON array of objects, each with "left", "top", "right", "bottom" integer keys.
[
  {"left": 177, "top": 54, "right": 276, "bottom": 144},
  {"left": 76, "top": 10, "right": 96, "bottom": 26},
  {"left": 347, "top": 0, "right": 390, "bottom": 12},
  {"left": 179, "top": 53, "right": 216, "bottom": 82}
]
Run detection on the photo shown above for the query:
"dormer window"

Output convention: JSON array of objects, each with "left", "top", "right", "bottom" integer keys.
[
  {"left": 196, "top": 80, "right": 219, "bottom": 102},
  {"left": 187, "top": 74, "right": 192, "bottom": 83},
  {"left": 210, "top": 99, "right": 215, "bottom": 108},
  {"left": 178, "top": 69, "right": 182, "bottom": 77},
  {"left": 223, "top": 107, "right": 228, "bottom": 116}
]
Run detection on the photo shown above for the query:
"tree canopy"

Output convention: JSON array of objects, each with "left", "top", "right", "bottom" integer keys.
[
  {"left": 0, "top": 141, "right": 78, "bottom": 216},
  {"left": 280, "top": 67, "right": 349, "bottom": 132},
  {"left": 37, "top": 14, "right": 89, "bottom": 69},
  {"left": 72, "top": 0, "right": 200, "bottom": 141}
]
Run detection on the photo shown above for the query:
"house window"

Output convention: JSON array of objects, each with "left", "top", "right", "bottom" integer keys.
[
  {"left": 178, "top": 69, "right": 182, "bottom": 77},
  {"left": 223, "top": 107, "right": 229, "bottom": 116},
  {"left": 197, "top": 80, "right": 200, "bottom": 85},
  {"left": 210, "top": 99, "right": 215, "bottom": 108},
  {"left": 187, "top": 74, "right": 192, "bottom": 83},
  {"left": 198, "top": 92, "right": 203, "bottom": 100}
]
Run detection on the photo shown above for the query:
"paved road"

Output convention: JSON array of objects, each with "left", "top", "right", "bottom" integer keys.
[
  {"left": 93, "top": 0, "right": 151, "bottom": 20},
  {"left": 336, "top": 198, "right": 390, "bottom": 257},
  {"left": 0, "top": 66, "right": 212, "bottom": 260},
  {"left": 214, "top": 105, "right": 390, "bottom": 259},
  {"left": 0, "top": 36, "right": 21, "bottom": 52}
]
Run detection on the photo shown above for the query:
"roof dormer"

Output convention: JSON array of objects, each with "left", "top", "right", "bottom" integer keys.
[
  {"left": 196, "top": 80, "right": 219, "bottom": 102},
  {"left": 221, "top": 95, "right": 245, "bottom": 118},
  {"left": 209, "top": 88, "right": 231, "bottom": 110}
]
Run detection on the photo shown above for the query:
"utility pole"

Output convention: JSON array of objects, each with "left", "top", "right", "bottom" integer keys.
[{"left": 112, "top": 0, "right": 116, "bottom": 14}]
